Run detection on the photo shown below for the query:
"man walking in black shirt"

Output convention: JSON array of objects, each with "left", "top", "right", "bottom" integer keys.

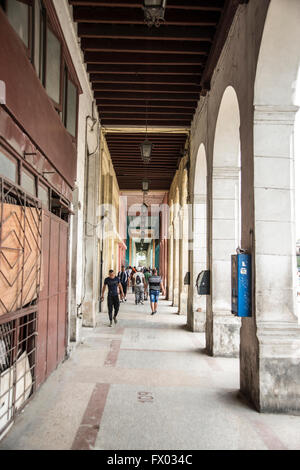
[
  {"left": 118, "top": 265, "right": 129, "bottom": 302},
  {"left": 101, "top": 270, "right": 124, "bottom": 327}
]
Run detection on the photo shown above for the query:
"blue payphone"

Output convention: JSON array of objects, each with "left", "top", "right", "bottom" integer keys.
[{"left": 231, "top": 253, "right": 252, "bottom": 317}]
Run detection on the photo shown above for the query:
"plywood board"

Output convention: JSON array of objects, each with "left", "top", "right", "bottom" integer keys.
[{"left": 0, "top": 204, "right": 41, "bottom": 316}]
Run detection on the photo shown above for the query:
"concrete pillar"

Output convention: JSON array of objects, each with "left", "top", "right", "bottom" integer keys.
[
  {"left": 168, "top": 203, "right": 174, "bottom": 301},
  {"left": 179, "top": 171, "right": 189, "bottom": 315},
  {"left": 207, "top": 167, "right": 241, "bottom": 357},
  {"left": 68, "top": 186, "right": 82, "bottom": 341},
  {"left": 172, "top": 189, "right": 180, "bottom": 308},
  {"left": 82, "top": 146, "right": 100, "bottom": 328},
  {"left": 173, "top": 217, "right": 180, "bottom": 309},
  {"left": 188, "top": 193, "right": 207, "bottom": 331},
  {"left": 240, "top": 105, "right": 300, "bottom": 413}
]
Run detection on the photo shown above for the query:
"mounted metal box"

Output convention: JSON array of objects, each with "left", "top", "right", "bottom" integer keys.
[
  {"left": 231, "top": 254, "right": 252, "bottom": 317},
  {"left": 196, "top": 270, "right": 210, "bottom": 296}
]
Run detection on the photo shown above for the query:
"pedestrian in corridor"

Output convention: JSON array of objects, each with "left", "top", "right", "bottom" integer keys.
[
  {"left": 133, "top": 268, "right": 146, "bottom": 305},
  {"left": 118, "top": 265, "right": 129, "bottom": 302},
  {"left": 144, "top": 268, "right": 152, "bottom": 301},
  {"left": 101, "top": 270, "right": 124, "bottom": 327},
  {"left": 148, "top": 268, "right": 166, "bottom": 315}
]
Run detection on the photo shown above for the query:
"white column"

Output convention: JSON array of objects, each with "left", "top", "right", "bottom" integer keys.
[
  {"left": 172, "top": 215, "right": 180, "bottom": 308},
  {"left": 179, "top": 203, "right": 189, "bottom": 315},
  {"left": 208, "top": 167, "right": 241, "bottom": 357},
  {"left": 188, "top": 193, "right": 207, "bottom": 331},
  {"left": 240, "top": 105, "right": 300, "bottom": 412}
]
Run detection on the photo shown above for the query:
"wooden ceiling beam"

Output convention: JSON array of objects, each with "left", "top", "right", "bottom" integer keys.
[
  {"left": 103, "top": 114, "right": 193, "bottom": 120},
  {"left": 95, "top": 91, "right": 198, "bottom": 100},
  {"left": 70, "top": 1, "right": 224, "bottom": 11},
  {"left": 109, "top": 153, "right": 184, "bottom": 156},
  {"left": 99, "top": 107, "right": 194, "bottom": 114},
  {"left": 77, "top": 23, "right": 215, "bottom": 42},
  {"left": 93, "top": 83, "right": 200, "bottom": 92},
  {"left": 84, "top": 51, "right": 205, "bottom": 65},
  {"left": 102, "top": 120, "right": 191, "bottom": 126},
  {"left": 90, "top": 74, "right": 201, "bottom": 85},
  {"left": 106, "top": 137, "right": 187, "bottom": 141},
  {"left": 87, "top": 64, "right": 203, "bottom": 74},
  {"left": 97, "top": 100, "right": 197, "bottom": 108},
  {"left": 81, "top": 38, "right": 210, "bottom": 55},
  {"left": 73, "top": 6, "right": 221, "bottom": 25}
]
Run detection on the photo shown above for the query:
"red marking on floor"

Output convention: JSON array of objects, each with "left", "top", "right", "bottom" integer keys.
[
  {"left": 71, "top": 383, "right": 110, "bottom": 451},
  {"left": 253, "top": 420, "right": 288, "bottom": 450},
  {"left": 105, "top": 339, "right": 122, "bottom": 367}
]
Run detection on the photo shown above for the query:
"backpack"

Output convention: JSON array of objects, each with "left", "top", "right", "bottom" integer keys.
[{"left": 135, "top": 274, "right": 141, "bottom": 285}]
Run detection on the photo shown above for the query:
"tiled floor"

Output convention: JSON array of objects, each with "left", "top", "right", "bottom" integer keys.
[{"left": 1, "top": 294, "right": 300, "bottom": 450}]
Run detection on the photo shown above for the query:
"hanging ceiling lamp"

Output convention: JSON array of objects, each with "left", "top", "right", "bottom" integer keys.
[
  {"left": 143, "top": 0, "right": 167, "bottom": 28},
  {"left": 140, "top": 101, "right": 153, "bottom": 164},
  {"left": 142, "top": 178, "right": 149, "bottom": 193},
  {"left": 140, "top": 139, "right": 153, "bottom": 164}
]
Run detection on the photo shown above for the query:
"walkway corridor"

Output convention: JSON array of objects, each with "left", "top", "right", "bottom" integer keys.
[{"left": 1, "top": 295, "right": 300, "bottom": 451}]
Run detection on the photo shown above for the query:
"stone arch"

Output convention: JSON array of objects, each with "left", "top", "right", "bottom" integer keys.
[
  {"left": 167, "top": 196, "right": 174, "bottom": 301},
  {"left": 188, "top": 143, "right": 208, "bottom": 331},
  {"left": 243, "top": 0, "right": 300, "bottom": 412},
  {"left": 179, "top": 168, "right": 189, "bottom": 315},
  {"left": 172, "top": 186, "right": 181, "bottom": 308},
  {"left": 208, "top": 85, "right": 241, "bottom": 357}
]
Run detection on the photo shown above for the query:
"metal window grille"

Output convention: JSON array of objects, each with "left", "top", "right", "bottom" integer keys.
[{"left": 0, "top": 177, "right": 41, "bottom": 436}]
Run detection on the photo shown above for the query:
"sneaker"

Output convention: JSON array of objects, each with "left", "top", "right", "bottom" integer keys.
[
  {"left": 109, "top": 322, "right": 113, "bottom": 327},
  {"left": 151, "top": 311, "right": 157, "bottom": 316},
  {"left": 141, "top": 301, "right": 144, "bottom": 305},
  {"left": 114, "top": 316, "right": 118, "bottom": 324}
]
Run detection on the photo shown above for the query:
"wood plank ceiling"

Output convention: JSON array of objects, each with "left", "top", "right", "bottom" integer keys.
[
  {"left": 106, "top": 132, "right": 187, "bottom": 190},
  {"left": 69, "top": 0, "right": 243, "bottom": 190}
]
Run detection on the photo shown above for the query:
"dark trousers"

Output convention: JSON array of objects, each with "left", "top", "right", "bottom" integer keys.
[
  {"left": 107, "top": 295, "right": 120, "bottom": 322},
  {"left": 121, "top": 282, "right": 127, "bottom": 297}
]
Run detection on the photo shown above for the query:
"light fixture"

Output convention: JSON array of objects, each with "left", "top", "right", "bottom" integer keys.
[
  {"left": 142, "top": 178, "right": 149, "bottom": 192},
  {"left": 140, "top": 139, "right": 153, "bottom": 163},
  {"left": 141, "top": 101, "right": 153, "bottom": 163},
  {"left": 143, "top": 0, "right": 167, "bottom": 28}
]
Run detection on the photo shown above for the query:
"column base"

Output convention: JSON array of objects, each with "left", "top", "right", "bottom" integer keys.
[
  {"left": 192, "top": 310, "right": 206, "bottom": 332},
  {"left": 241, "top": 322, "right": 300, "bottom": 414},
  {"left": 173, "top": 287, "right": 179, "bottom": 308},
  {"left": 206, "top": 312, "right": 241, "bottom": 357},
  {"left": 168, "top": 287, "right": 173, "bottom": 302},
  {"left": 179, "top": 291, "right": 188, "bottom": 315}
]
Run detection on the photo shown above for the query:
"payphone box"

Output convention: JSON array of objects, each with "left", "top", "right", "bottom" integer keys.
[
  {"left": 231, "top": 254, "right": 252, "bottom": 317},
  {"left": 196, "top": 270, "right": 210, "bottom": 296}
]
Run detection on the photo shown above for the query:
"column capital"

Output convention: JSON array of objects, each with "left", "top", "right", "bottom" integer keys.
[
  {"left": 256, "top": 321, "right": 300, "bottom": 359},
  {"left": 193, "top": 194, "right": 207, "bottom": 205},
  {"left": 254, "top": 104, "right": 299, "bottom": 124},
  {"left": 213, "top": 166, "right": 240, "bottom": 179}
]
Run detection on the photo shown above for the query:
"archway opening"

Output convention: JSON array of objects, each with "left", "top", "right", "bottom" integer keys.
[
  {"left": 208, "top": 85, "right": 241, "bottom": 357},
  {"left": 189, "top": 143, "right": 207, "bottom": 331},
  {"left": 295, "top": 77, "right": 300, "bottom": 312}
]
